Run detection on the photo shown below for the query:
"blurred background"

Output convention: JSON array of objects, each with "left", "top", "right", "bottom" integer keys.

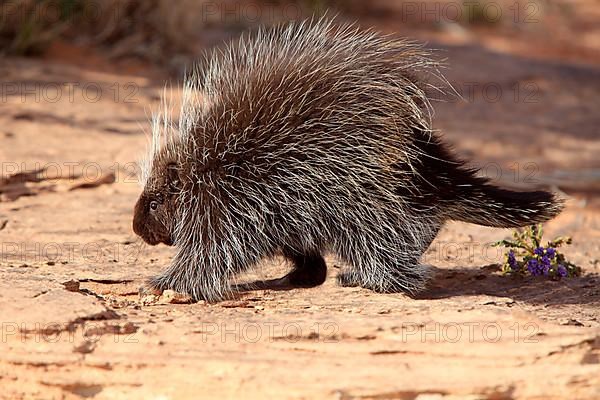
[{"left": 2, "top": 0, "right": 599, "bottom": 68}]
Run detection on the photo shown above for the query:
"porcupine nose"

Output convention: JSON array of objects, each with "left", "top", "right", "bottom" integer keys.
[
  {"left": 132, "top": 215, "right": 142, "bottom": 237},
  {"left": 132, "top": 198, "right": 146, "bottom": 238}
]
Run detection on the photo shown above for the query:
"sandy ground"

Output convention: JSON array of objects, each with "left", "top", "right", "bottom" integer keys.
[{"left": 1, "top": 27, "right": 600, "bottom": 400}]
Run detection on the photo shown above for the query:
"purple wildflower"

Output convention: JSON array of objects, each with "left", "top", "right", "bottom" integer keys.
[
  {"left": 557, "top": 264, "right": 568, "bottom": 278},
  {"left": 534, "top": 247, "right": 545, "bottom": 256},
  {"left": 527, "top": 259, "right": 541, "bottom": 276},
  {"left": 546, "top": 247, "right": 556, "bottom": 259},
  {"left": 540, "top": 256, "right": 551, "bottom": 275},
  {"left": 507, "top": 250, "right": 518, "bottom": 270}
]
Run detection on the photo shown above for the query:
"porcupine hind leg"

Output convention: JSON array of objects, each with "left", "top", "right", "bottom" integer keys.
[
  {"left": 337, "top": 220, "right": 441, "bottom": 294},
  {"left": 278, "top": 248, "right": 328, "bottom": 287},
  {"left": 336, "top": 246, "right": 429, "bottom": 293}
]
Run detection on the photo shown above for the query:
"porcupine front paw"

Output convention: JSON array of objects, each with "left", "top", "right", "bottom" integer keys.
[
  {"left": 139, "top": 276, "right": 166, "bottom": 298},
  {"left": 139, "top": 276, "right": 195, "bottom": 303}
]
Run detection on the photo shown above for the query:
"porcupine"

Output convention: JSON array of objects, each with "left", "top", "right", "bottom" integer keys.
[{"left": 132, "top": 19, "right": 563, "bottom": 302}]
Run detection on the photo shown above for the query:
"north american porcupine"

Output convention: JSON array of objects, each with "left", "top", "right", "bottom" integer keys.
[{"left": 132, "top": 19, "right": 563, "bottom": 302}]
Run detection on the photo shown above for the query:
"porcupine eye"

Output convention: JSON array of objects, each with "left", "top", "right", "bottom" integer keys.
[{"left": 149, "top": 200, "right": 159, "bottom": 211}]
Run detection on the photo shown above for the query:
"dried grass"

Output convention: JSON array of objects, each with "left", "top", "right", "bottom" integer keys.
[{"left": 0, "top": 0, "right": 322, "bottom": 60}]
